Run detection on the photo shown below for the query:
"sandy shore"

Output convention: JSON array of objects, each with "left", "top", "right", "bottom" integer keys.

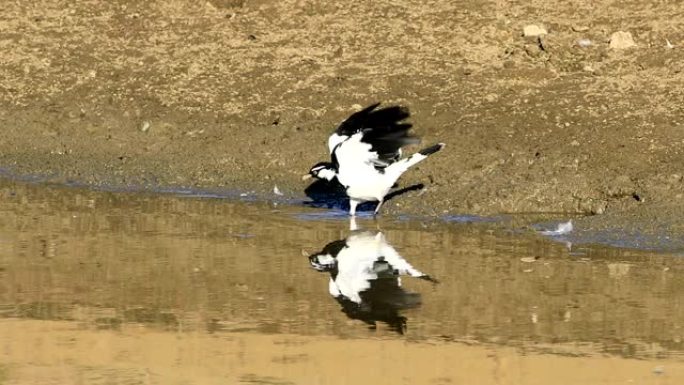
[
  {"left": 3, "top": 320, "right": 683, "bottom": 385},
  {"left": 1, "top": 1, "right": 682, "bottom": 241}
]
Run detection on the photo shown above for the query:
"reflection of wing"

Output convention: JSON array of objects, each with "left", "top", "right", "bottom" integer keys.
[
  {"left": 376, "top": 233, "right": 428, "bottom": 278},
  {"left": 336, "top": 279, "right": 419, "bottom": 335},
  {"left": 332, "top": 241, "right": 375, "bottom": 304},
  {"left": 329, "top": 103, "right": 419, "bottom": 167},
  {"left": 332, "top": 232, "right": 429, "bottom": 303},
  {"left": 308, "top": 231, "right": 434, "bottom": 334}
]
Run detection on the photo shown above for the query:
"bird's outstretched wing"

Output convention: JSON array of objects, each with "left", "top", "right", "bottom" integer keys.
[{"left": 329, "top": 103, "right": 419, "bottom": 165}]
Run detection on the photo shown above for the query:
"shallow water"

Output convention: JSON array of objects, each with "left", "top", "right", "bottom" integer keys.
[{"left": 0, "top": 179, "right": 683, "bottom": 384}]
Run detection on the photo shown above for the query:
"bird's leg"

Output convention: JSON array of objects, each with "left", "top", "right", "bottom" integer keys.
[
  {"left": 349, "top": 199, "right": 359, "bottom": 216},
  {"left": 349, "top": 216, "right": 359, "bottom": 231},
  {"left": 373, "top": 199, "right": 384, "bottom": 217}
]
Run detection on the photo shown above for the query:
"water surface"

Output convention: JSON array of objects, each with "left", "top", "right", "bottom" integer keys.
[{"left": 0, "top": 179, "right": 682, "bottom": 384}]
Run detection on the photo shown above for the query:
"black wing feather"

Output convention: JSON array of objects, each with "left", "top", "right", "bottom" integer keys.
[
  {"left": 335, "top": 103, "right": 419, "bottom": 164},
  {"left": 321, "top": 239, "right": 347, "bottom": 257},
  {"left": 335, "top": 102, "right": 383, "bottom": 136}
]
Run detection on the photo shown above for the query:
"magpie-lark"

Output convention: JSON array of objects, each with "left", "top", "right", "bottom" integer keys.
[
  {"left": 304, "top": 103, "right": 444, "bottom": 216},
  {"left": 307, "top": 231, "right": 437, "bottom": 333}
]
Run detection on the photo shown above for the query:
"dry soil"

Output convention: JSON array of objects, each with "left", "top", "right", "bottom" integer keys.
[{"left": 1, "top": 1, "right": 683, "bottom": 239}]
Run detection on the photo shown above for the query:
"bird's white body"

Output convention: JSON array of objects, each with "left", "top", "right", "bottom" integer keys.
[
  {"left": 327, "top": 132, "right": 346, "bottom": 154},
  {"left": 307, "top": 103, "right": 444, "bottom": 216},
  {"left": 334, "top": 133, "right": 432, "bottom": 214},
  {"left": 323, "top": 232, "right": 428, "bottom": 304}
]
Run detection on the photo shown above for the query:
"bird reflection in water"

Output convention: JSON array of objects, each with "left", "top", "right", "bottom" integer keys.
[{"left": 307, "top": 224, "right": 437, "bottom": 334}]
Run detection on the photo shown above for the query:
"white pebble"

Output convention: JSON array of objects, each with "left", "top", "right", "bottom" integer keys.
[
  {"left": 609, "top": 31, "right": 636, "bottom": 49},
  {"left": 140, "top": 121, "right": 150, "bottom": 132},
  {"left": 577, "top": 38, "right": 592, "bottom": 48},
  {"left": 523, "top": 24, "right": 547, "bottom": 37},
  {"left": 540, "top": 220, "right": 573, "bottom": 236}
]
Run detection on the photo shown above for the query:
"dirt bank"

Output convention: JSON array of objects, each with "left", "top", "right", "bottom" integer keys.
[{"left": 1, "top": 1, "right": 682, "bottom": 233}]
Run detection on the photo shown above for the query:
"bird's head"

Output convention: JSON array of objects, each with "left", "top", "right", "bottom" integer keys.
[
  {"left": 308, "top": 252, "right": 337, "bottom": 272},
  {"left": 303, "top": 162, "right": 337, "bottom": 181}
]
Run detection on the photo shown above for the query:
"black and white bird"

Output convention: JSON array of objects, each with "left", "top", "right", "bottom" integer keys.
[
  {"left": 307, "top": 231, "right": 436, "bottom": 333},
  {"left": 303, "top": 103, "right": 444, "bottom": 216}
]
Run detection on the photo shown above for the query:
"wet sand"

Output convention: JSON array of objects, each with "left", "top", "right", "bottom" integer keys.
[{"left": 2, "top": 320, "right": 683, "bottom": 385}]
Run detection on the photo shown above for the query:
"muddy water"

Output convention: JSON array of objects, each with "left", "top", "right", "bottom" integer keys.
[{"left": 0, "top": 180, "right": 683, "bottom": 385}]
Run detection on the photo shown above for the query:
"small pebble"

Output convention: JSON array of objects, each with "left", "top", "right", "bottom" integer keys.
[
  {"left": 609, "top": 31, "right": 636, "bottom": 49},
  {"left": 273, "top": 185, "right": 283, "bottom": 196},
  {"left": 577, "top": 38, "right": 592, "bottom": 48},
  {"left": 523, "top": 24, "right": 547, "bottom": 37}
]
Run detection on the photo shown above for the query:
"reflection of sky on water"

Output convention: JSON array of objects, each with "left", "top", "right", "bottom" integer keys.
[{"left": 535, "top": 219, "right": 684, "bottom": 255}]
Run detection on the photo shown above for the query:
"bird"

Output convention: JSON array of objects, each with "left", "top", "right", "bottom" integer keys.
[
  {"left": 306, "top": 231, "right": 436, "bottom": 333},
  {"left": 303, "top": 102, "right": 444, "bottom": 216}
]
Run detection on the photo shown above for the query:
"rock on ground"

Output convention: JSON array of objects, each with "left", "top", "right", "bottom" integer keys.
[{"left": 610, "top": 31, "right": 637, "bottom": 49}]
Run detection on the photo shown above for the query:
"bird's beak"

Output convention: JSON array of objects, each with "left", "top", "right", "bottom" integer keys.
[{"left": 301, "top": 174, "right": 312, "bottom": 181}]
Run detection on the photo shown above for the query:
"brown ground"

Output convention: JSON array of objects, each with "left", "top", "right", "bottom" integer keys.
[
  {"left": 1, "top": 1, "right": 683, "bottom": 235},
  {"left": 4, "top": 321, "right": 683, "bottom": 385}
]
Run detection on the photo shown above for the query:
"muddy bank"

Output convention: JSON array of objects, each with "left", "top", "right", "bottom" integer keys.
[{"left": 1, "top": 1, "right": 683, "bottom": 231}]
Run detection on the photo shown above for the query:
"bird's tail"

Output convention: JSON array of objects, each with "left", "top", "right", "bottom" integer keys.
[
  {"left": 386, "top": 143, "right": 445, "bottom": 176},
  {"left": 418, "top": 143, "right": 444, "bottom": 156}
]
